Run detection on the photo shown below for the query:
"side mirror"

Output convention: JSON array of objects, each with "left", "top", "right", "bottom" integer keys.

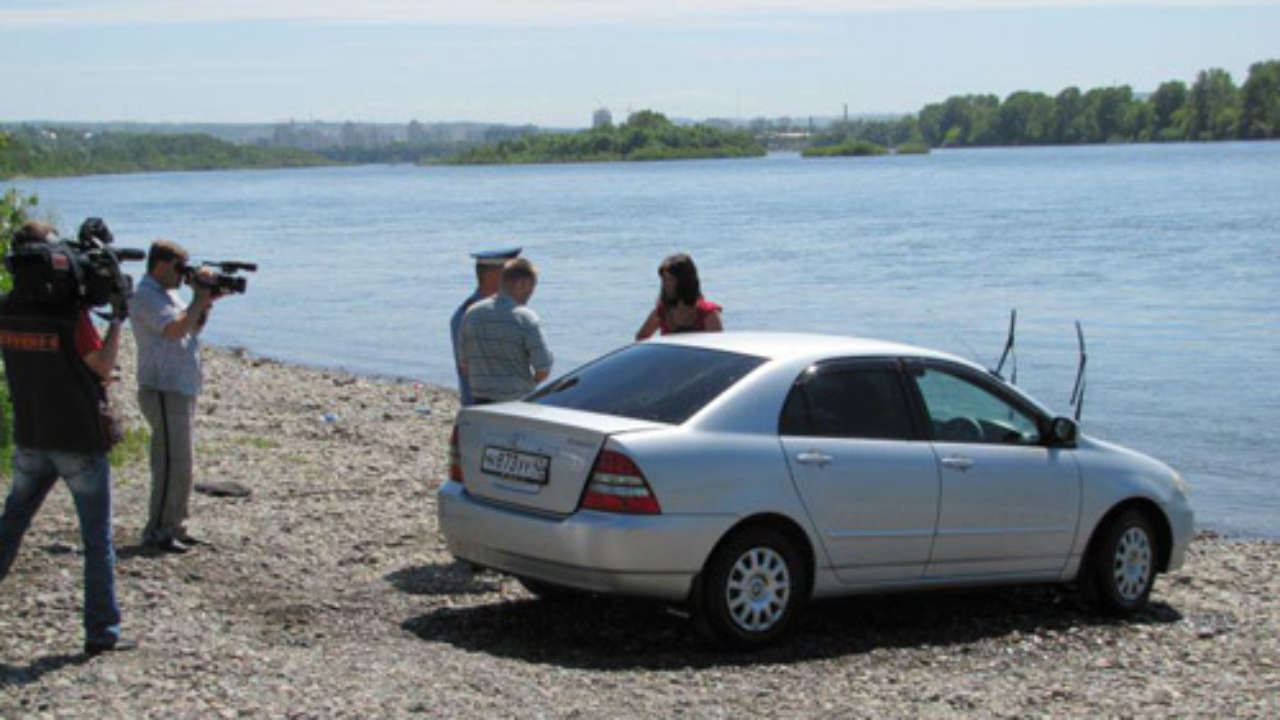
[{"left": 1050, "top": 416, "right": 1078, "bottom": 446}]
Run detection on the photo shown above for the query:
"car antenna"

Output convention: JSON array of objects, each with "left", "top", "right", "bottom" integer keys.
[
  {"left": 993, "top": 309, "right": 1017, "bottom": 384},
  {"left": 1069, "top": 321, "right": 1087, "bottom": 421}
]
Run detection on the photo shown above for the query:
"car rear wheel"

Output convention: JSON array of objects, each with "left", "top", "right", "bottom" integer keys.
[
  {"left": 697, "top": 527, "right": 806, "bottom": 649},
  {"left": 1085, "top": 509, "right": 1158, "bottom": 615}
]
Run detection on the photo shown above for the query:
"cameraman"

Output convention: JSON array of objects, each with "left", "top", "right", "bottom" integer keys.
[
  {"left": 0, "top": 221, "right": 135, "bottom": 655},
  {"left": 129, "top": 240, "right": 217, "bottom": 554}
]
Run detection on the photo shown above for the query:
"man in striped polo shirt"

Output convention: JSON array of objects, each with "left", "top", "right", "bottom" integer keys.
[{"left": 458, "top": 258, "right": 553, "bottom": 404}]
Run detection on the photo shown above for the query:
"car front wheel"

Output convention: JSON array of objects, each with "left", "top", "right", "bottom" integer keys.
[
  {"left": 1086, "top": 509, "right": 1158, "bottom": 615},
  {"left": 698, "top": 527, "right": 807, "bottom": 649}
]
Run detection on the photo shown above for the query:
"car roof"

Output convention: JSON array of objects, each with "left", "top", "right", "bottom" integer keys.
[
  {"left": 645, "top": 331, "right": 1056, "bottom": 425},
  {"left": 647, "top": 331, "right": 971, "bottom": 367}
]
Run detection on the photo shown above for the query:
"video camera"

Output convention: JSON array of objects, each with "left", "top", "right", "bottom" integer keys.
[
  {"left": 4, "top": 217, "right": 143, "bottom": 309},
  {"left": 178, "top": 259, "right": 257, "bottom": 297}
]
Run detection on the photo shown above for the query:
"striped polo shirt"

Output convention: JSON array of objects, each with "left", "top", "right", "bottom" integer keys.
[{"left": 459, "top": 293, "right": 552, "bottom": 402}]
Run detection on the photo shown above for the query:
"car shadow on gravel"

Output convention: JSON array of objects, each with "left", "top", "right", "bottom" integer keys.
[
  {"left": 398, "top": 581, "right": 1182, "bottom": 669},
  {"left": 385, "top": 561, "right": 508, "bottom": 595}
]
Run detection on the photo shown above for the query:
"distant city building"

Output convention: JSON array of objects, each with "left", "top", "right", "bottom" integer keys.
[
  {"left": 407, "top": 119, "right": 428, "bottom": 144},
  {"left": 592, "top": 108, "right": 613, "bottom": 129}
]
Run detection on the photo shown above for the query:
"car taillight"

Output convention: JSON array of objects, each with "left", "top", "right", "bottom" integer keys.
[
  {"left": 448, "top": 425, "right": 463, "bottom": 482},
  {"left": 581, "top": 449, "right": 661, "bottom": 514}
]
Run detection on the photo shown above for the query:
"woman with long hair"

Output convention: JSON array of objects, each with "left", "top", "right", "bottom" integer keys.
[{"left": 635, "top": 253, "right": 723, "bottom": 340}]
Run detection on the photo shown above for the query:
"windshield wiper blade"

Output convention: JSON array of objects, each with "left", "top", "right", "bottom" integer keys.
[
  {"left": 1070, "top": 321, "right": 1087, "bottom": 421},
  {"left": 993, "top": 308, "right": 1017, "bottom": 383},
  {"left": 546, "top": 376, "right": 579, "bottom": 393}
]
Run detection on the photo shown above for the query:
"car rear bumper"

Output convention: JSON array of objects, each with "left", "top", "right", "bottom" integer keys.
[{"left": 437, "top": 479, "right": 734, "bottom": 602}]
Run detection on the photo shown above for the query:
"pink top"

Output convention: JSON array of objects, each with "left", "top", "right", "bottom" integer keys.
[{"left": 656, "top": 297, "right": 723, "bottom": 335}]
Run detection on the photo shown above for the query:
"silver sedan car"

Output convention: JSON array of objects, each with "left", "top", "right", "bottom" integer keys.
[{"left": 438, "top": 332, "right": 1194, "bottom": 648}]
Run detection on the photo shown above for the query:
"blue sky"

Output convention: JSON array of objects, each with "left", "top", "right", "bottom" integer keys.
[{"left": 3, "top": 1, "right": 1278, "bottom": 127}]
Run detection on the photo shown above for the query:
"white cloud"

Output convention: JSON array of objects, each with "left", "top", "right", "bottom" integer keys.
[{"left": 4, "top": 0, "right": 1277, "bottom": 27}]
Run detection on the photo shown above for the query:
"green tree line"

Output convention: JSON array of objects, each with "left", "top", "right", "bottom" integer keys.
[
  {"left": 317, "top": 140, "right": 487, "bottom": 164},
  {"left": 447, "top": 110, "right": 766, "bottom": 164},
  {"left": 315, "top": 123, "right": 539, "bottom": 163},
  {"left": 0, "top": 126, "right": 333, "bottom": 179},
  {"left": 818, "top": 58, "right": 1279, "bottom": 150},
  {"left": 802, "top": 139, "right": 890, "bottom": 157}
]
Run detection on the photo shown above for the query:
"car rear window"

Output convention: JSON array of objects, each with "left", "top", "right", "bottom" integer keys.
[{"left": 527, "top": 343, "right": 765, "bottom": 424}]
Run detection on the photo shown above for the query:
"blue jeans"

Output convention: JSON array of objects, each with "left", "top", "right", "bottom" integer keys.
[{"left": 0, "top": 448, "right": 120, "bottom": 646}]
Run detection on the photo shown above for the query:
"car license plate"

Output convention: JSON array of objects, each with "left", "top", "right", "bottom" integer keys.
[{"left": 481, "top": 446, "right": 550, "bottom": 484}]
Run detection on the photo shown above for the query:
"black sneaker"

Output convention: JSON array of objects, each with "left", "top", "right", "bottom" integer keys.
[{"left": 85, "top": 637, "right": 138, "bottom": 656}]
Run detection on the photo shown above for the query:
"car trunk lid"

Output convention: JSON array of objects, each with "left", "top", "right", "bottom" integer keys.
[{"left": 455, "top": 403, "right": 665, "bottom": 515}]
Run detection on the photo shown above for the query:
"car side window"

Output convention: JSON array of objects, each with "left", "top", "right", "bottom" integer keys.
[
  {"left": 912, "top": 366, "right": 1041, "bottom": 445},
  {"left": 780, "top": 365, "right": 914, "bottom": 440}
]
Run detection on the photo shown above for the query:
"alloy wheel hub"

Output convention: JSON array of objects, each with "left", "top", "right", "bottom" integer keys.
[
  {"left": 1113, "top": 526, "right": 1153, "bottom": 601},
  {"left": 726, "top": 547, "right": 791, "bottom": 632}
]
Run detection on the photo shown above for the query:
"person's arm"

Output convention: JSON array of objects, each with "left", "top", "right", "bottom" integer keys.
[
  {"left": 450, "top": 305, "right": 464, "bottom": 368},
  {"left": 703, "top": 310, "right": 723, "bottom": 332},
  {"left": 457, "top": 315, "right": 472, "bottom": 378},
  {"left": 162, "top": 293, "right": 213, "bottom": 339},
  {"left": 162, "top": 268, "right": 216, "bottom": 339},
  {"left": 82, "top": 319, "right": 122, "bottom": 380},
  {"left": 524, "top": 311, "right": 553, "bottom": 384},
  {"left": 635, "top": 308, "right": 661, "bottom": 340}
]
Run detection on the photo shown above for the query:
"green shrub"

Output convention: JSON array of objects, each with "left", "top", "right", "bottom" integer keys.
[
  {"left": 108, "top": 425, "right": 150, "bottom": 469},
  {"left": 0, "top": 187, "right": 37, "bottom": 476},
  {"left": 801, "top": 140, "right": 887, "bottom": 157}
]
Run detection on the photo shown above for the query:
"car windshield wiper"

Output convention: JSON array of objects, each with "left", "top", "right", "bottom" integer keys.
[{"left": 545, "top": 376, "right": 579, "bottom": 394}]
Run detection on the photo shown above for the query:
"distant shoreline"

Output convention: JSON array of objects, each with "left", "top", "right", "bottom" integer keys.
[
  {"left": 9, "top": 137, "right": 1280, "bottom": 180},
  {"left": 0, "top": 128, "right": 334, "bottom": 181}
]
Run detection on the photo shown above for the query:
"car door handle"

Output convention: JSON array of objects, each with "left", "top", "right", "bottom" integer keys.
[
  {"left": 940, "top": 455, "right": 974, "bottom": 471},
  {"left": 796, "top": 451, "right": 833, "bottom": 467}
]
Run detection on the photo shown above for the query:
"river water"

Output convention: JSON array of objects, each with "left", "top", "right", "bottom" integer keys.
[{"left": 13, "top": 142, "right": 1280, "bottom": 537}]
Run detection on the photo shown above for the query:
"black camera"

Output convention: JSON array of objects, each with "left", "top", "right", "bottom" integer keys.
[
  {"left": 178, "top": 260, "right": 257, "bottom": 297},
  {"left": 4, "top": 217, "right": 144, "bottom": 309}
]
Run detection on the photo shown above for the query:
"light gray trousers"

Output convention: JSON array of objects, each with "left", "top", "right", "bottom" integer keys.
[{"left": 137, "top": 388, "right": 195, "bottom": 542}]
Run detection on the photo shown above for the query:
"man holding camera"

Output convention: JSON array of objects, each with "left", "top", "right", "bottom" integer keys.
[
  {"left": 0, "top": 221, "right": 135, "bottom": 655},
  {"left": 130, "top": 240, "right": 217, "bottom": 554}
]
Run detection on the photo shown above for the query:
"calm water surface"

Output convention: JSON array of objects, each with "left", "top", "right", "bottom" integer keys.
[{"left": 14, "top": 142, "right": 1280, "bottom": 537}]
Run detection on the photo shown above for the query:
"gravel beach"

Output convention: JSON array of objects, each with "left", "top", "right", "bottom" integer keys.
[{"left": 2, "top": 334, "right": 1277, "bottom": 719}]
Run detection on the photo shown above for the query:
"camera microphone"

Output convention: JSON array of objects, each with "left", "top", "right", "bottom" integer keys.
[{"left": 114, "top": 248, "right": 147, "bottom": 261}]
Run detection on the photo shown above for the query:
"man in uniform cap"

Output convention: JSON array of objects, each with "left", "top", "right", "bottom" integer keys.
[{"left": 450, "top": 247, "right": 520, "bottom": 405}]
